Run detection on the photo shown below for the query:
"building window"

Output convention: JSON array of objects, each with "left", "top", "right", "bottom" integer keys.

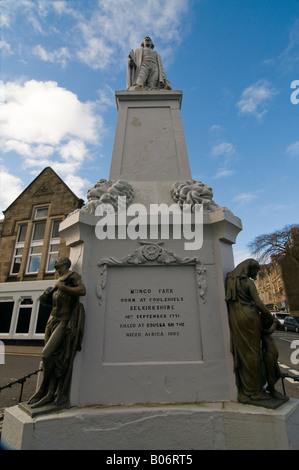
[
  {"left": 46, "top": 219, "right": 61, "bottom": 272},
  {"left": 0, "top": 301, "right": 14, "bottom": 333},
  {"left": 34, "top": 207, "right": 49, "bottom": 219},
  {"left": 11, "top": 248, "right": 24, "bottom": 275},
  {"left": 8, "top": 205, "right": 65, "bottom": 279},
  {"left": 35, "top": 302, "right": 52, "bottom": 334},
  {"left": 16, "top": 298, "right": 33, "bottom": 334},
  {"left": 10, "top": 224, "right": 27, "bottom": 275},
  {"left": 26, "top": 221, "right": 46, "bottom": 273}
]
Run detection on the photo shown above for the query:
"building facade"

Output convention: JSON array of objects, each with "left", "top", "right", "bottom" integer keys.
[
  {"left": 256, "top": 257, "right": 299, "bottom": 315},
  {"left": 255, "top": 263, "right": 288, "bottom": 311},
  {"left": 0, "top": 167, "right": 83, "bottom": 340}
]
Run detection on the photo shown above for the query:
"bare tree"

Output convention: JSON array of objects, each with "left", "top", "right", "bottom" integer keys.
[{"left": 248, "top": 224, "right": 299, "bottom": 266}]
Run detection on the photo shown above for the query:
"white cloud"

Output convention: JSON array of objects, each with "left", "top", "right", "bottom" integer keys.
[
  {"left": 237, "top": 80, "right": 277, "bottom": 119},
  {"left": 49, "top": 1, "right": 82, "bottom": 18},
  {"left": 277, "top": 19, "right": 299, "bottom": 73},
  {"left": 77, "top": 36, "right": 115, "bottom": 70},
  {"left": 0, "top": 79, "right": 104, "bottom": 208},
  {"left": 33, "top": 45, "right": 71, "bottom": 67},
  {"left": 213, "top": 169, "right": 234, "bottom": 179},
  {"left": 0, "top": 166, "right": 24, "bottom": 216},
  {"left": 211, "top": 142, "right": 236, "bottom": 179},
  {"left": 211, "top": 142, "right": 235, "bottom": 158},
  {"left": 4, "top": 140, "right": 55, "bottom": 159},
  {"left": 209, "top": 124, "right": 223, "bottom": 132},
  {"left": 2, "top": 0, "right": 190, "bottom": 73},
  {"left": 63, "top": 174, "right": 91, "bottom": 200},
  {"left": 97, "top": 85, "right": 115, "bottom": 110},
  {"left": 0, "top": 80, "right": 100, "bottom": 145},
  {"left": 258, "top": 203, "right": 287, "bottom": 214},
  {"left": 233, "top": 192, "right": 258, "bottom": 206},
  {"left": 59, "top": 140, "right": 87, "bottom": 162},
  {"left": 286, "top": 141, "right": 299, "bottom": 158},
  {"left": 1, "top": 1, "right": 35, "bottom": 27},
  {"left": 75, "top": 0, "right": 190, "bottom": 70},
  {"left": 0, "top": 40, "right": 12, "bottom": 57}
]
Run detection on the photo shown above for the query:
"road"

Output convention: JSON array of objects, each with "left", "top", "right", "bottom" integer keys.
[
  {"left": 273, "top": 329, "right": 299, "bottom": 399},
  {"left": 0, "top": 331, "right": 299, "bottom": 412}
]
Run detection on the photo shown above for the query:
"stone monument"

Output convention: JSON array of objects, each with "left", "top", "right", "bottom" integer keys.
[{"left": 2, "top": 36, "right": 299, "bottom": 450}]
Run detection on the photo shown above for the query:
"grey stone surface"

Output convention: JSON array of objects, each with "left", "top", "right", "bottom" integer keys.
[{"left": 3, "top": 400, "right": 299, "bottom": 450}]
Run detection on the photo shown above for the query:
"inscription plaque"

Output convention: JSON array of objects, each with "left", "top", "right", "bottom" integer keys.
[{"left": 103, "top": 265, "right": 202, "bottom": 363}]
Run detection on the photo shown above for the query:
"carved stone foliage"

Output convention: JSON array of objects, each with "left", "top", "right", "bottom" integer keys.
[
  {"left": 82, "top": 179, "right": 134, "bottom": 214},
  {"left": 171, "top": 180, "right": 219, "bottom": 212},
  {"left": 96, "top": 241, "right": 206, "bottom": 304}
]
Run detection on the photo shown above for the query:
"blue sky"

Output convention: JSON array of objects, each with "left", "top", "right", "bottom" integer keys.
[{"left": 0, "top": 0, "right": 299, "bottom": 265}]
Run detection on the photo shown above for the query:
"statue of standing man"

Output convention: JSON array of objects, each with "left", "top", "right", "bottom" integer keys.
[{"left": 127, "top": 36, "right": 172, "bottom": 90}]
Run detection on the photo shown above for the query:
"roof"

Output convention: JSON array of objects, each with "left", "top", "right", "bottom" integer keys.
[{"left": 2, "top": 166, "right": 83, "bottom": 214}]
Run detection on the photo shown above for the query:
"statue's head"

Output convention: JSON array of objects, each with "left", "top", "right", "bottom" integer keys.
[
  {"left": 141, "top": 36, "right": 154, "bottom": 49},
  {"left": 247, "top": 259, "right": 260, "bottom": 280},
  {"left": 232, "top": 258, "right": 261, "bottom": 280},
  {"left": 54, "top": 257, "right": 71, "bottom": 271}
]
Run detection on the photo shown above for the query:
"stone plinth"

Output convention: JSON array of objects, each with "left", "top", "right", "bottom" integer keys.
[{"left": 3, "top": 399, "right": 299, "bottom": 450}]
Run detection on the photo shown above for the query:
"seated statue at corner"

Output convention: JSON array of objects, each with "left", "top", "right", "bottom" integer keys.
[
  {"left": 28, "top": 257, "right": 86, "bottom": 409},
  {"left": 127, "top": 36, "right": 172, "bottom": 90}
]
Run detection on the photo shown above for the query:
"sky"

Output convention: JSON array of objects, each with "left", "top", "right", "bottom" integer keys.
[{"left": 0, "top": 0, "right": 299, "bottom": 266}]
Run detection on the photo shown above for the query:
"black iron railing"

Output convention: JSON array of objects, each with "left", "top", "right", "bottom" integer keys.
[
  {"left": 283, "top": 373, "right": 299, "bottom": 382},
  {"left": 0, "top": 368, "right": 42, "bottom": 403},
  {"left": 280, "top": 373, "right": 299, "bottom": 395}
]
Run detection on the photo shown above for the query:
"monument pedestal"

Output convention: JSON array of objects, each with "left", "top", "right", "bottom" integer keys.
[
  {"left": 57, "top": 205, "right": 241, "bottom": 407},
  {"left": 3, "top": 399, "right": 299, "bottom": 450}
]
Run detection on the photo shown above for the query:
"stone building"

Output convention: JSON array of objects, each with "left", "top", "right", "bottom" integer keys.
[
  {"left": 256, "top": 256, "right": 299, "bottom": 315},
  {"left": 0, "top": 167, "right": 83, "bottom": 340},
  {"left": 255, "top": 262, "right": 287, "bottom": 311}
]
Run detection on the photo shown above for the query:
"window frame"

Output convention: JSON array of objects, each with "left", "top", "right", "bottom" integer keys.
[
  {"left": 34, "top": 206, "right": 49, "bottom": 219},
  {"left": 10, "top": 224, "right": 28, "bottom": 276},
  {"left": 26, "top": 205, "right": 49, "bottom": 275},
  {"left": 0, "top": 299, "right": 15, "bottom": 334},
  {"left": 45, "top": 219, "right": 62, "bottom": 273},
  {"left": 26, "top": 221, "right": 47, "bottom": 274},
  {"left": 14, "top": 297, "right": 33, "bottom": 335}
]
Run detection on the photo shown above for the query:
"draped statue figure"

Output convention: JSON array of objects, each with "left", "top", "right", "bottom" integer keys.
[{"left": 226, "top": 259, "right": 287, "bottom": 405}]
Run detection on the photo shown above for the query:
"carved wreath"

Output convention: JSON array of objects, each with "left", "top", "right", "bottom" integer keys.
[
  {"left": 171, "top": 180, "right": 219, "bottom": 212},
  {"left": 81, "top": 179, "right": 134, "bottom": 214}
]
